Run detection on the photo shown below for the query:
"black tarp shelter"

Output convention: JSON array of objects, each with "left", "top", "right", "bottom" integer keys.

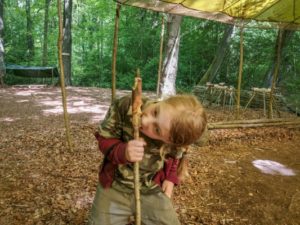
[{"left": 6, "top": 65, "right": 59, "bottom": 78}]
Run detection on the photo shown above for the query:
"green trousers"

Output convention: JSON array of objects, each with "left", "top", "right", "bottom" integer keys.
[{"left": 88, "top": 184, "right": 181, "bottom": 225}]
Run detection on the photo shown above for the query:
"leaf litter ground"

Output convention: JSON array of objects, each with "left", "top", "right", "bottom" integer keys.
[{"left": 0, "top": 86, "right": 299, "bottom": 225}]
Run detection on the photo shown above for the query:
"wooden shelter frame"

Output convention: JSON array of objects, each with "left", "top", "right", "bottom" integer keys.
[
  {"left": 107, "top": 3, "right": 300, "bottom": 224},
  {"left": 55, "top": 1, "right": 300, "bottom": 147},
  {"left": 109, "top": 1, "right": 300, "bottom": 129},
  {"left": 109, "top": 4, "right": 258, "bottom": 113}
]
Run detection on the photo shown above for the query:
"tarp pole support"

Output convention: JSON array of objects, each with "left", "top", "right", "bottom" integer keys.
[
  {"left": 111, "top": 3, "right": 121, "bottom": 102},
  {"left": 57, "top": 0, "right": 72, "bottom": 151},
  {"left": 235, "top": 26, "right": 244, "bottom": 120}
]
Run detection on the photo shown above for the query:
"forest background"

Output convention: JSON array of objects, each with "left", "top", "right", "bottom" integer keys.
[{"left": 1, "top": 0, "right": 300, "bottom": 109}]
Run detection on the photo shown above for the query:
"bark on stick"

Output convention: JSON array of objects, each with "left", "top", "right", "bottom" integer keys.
[{"left": 132, "top": 69, "right": 142, "bottom": 225}]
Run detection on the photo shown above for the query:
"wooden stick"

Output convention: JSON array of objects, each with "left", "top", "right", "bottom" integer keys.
[
  {"left": 235, "top": 26, "right": 244, "bottom": 119},
  {"left": 132, "top": 69, "right": 142, "bottom": 225},
  {"left": 57, "top": 0, "right": 72, "bottom": 151},
  {"left": 111, "top": 3, "right": 121, "bottom": 102}
]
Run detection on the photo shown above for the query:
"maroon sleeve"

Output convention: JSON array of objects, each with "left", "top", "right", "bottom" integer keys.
[
  {"left": 95, "top": 132, "right": 128, "bottom": 164},
  {"left": 164, "top": 158, "right": 180, "bottom": 185},
  {"left": 153, "top": 158, "right": 180, "bottom": 187}
]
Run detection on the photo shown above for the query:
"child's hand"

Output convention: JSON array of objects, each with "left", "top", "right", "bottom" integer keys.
[
  {"left": 162, "top": 180, "right": 174, "bottom": 198},
  {"left": 125, "top": 139, "right": 146, "bottom": 162}
]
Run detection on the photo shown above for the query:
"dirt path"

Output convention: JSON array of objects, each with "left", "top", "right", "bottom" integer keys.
[{"left": 0, "top": 86, "right": 299, "bottom": 225}]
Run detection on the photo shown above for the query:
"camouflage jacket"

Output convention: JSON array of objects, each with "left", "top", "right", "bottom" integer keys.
[{"left": 97, "top": 95, "right": 181, "bottom": 192}]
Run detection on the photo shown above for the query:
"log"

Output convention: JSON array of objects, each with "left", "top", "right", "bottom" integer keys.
[
  {"left": 208, "top": 118, "right": 300, "bottom": 129},
  {"left": 211, "top": 118, "right": 299, "bottom": 125}
]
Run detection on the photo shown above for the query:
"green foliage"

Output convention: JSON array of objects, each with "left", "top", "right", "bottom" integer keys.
[{"left": 2, "top": 0, "right": 300, "bottom": 109}]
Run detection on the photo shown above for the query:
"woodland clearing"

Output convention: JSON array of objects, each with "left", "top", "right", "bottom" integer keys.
[{"left": 0, "top": 86, "right": 299, "bottom": 225}]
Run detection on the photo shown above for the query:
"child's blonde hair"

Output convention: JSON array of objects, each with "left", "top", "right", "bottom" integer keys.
[
  {"left": 163, "top": 94, "right": 207, "bottom": 182},
  {"left": 164, "top": 94, "right": 207, "bottom": 147}
]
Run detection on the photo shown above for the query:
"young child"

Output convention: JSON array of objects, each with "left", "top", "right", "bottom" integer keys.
[{"left": 88, "top": 94, "right": 207, "bottom": 225}]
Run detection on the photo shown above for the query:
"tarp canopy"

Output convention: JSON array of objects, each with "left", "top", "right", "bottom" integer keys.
[{"left": 115, "top": 0, "right": 300, "bottom": 30}]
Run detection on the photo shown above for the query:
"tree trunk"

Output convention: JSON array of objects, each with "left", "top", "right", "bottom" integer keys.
[
  {"left": 26, "top": 0, "right": 34, "bottom": 62},
  {"left": 42, "top": 0, "right": 51, "bottom": 66},
  {"left": 198, "top": 25, "right": 234, "bottom": 85},
  {"left": 263, "top": 29, "right": 294, "bottom": 87},
  {"left": 158, "top": 15, "right": 182, "bottom": 98},
  {"left": 156, "top": 15, "right": 165, "bottom": 97},
  {"left": 0, "top": 0, "right": 5, "bottom": 87},
  {"left": 62, "top": 0, "right": 72, "bottom": 86}
]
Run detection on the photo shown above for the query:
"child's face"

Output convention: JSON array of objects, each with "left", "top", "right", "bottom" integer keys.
[{"left": 140, "top": 101, "right": 174, "bottom": 144}]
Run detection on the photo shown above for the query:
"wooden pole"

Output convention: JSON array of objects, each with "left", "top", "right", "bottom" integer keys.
[
  {"left": 268, "top": 29, "right": 283, "bottom": 119},
  {"left": 111, "top": 3, "right": 121, "bottom": 102},
  {"left": 235, "top": 26, "right": 244, "bottom": 120},
  {"left": 132, "top": 69, "right": 142, "bottom": 225},
  {"left": 156, "top": 15, "right": 165, "bottom": 97},
  {"left": 210, "top": 118, "right": 299, "bottom": 125},
  {"left": 57, "top": 0, "right": 72, "bottom": 151},
  {"left": 208, "top": 118, "right": 300, "bottom": 129}
]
